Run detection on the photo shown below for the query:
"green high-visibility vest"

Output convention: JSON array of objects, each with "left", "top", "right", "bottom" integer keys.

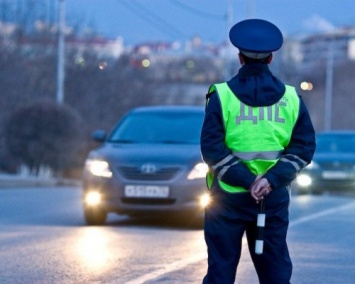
[{"left": 206, "top": 82, "right": 300, "bottom": 193}]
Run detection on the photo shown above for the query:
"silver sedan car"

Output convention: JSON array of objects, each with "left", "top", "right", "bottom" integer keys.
[{"left": 82, "top": 106, "right": 210, "bottom": 225}]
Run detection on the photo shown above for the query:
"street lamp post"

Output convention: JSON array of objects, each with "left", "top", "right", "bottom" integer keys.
[
  {"left": 56, "top": 0, "right": 65, "bottom": 105},
  {"left": 324, "top": 42, "right": 334, "bottom": 131},
  {"left": 224, "top": 0, "right": 234, "bottom": 80}
]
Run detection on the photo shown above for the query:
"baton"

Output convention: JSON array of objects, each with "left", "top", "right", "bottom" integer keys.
[{"left": 255, "top": 196, "right": 266, "bottom": 255}]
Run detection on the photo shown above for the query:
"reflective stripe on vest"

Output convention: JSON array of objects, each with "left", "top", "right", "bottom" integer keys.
[{"left": 206, "top": 82, "right": 300, "bottom": 193}]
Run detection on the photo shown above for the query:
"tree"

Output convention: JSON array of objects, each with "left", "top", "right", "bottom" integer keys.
[{"left": 4, "top": 100, "right": 84, "bottom": 176}]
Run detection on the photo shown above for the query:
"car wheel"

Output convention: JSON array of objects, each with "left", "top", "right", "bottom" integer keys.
[
  {"left": 180, "top": 212, "right": 204, "bottom": 229},
  {"left": 84, "top": 206, "right": 107, "bottom": 225}
]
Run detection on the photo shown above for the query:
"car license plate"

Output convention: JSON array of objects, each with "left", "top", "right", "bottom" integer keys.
[
  {"left": 322, "top": 171, "right": 350, "bottom": 179},
  {"left": 124, "top": 185, "right": 169, "bottom": 198}
]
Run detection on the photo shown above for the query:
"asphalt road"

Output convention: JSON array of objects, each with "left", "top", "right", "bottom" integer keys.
[{"left": 0, "top": 186, "right": 355, "bottom": 284}]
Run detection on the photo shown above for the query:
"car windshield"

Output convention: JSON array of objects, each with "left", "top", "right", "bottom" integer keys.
[
  {"left": 316, "top": 135, "right": 355, "bottom": 153},
  {"left": 108, "top": 110, "right": 204, "bottom": 144}
]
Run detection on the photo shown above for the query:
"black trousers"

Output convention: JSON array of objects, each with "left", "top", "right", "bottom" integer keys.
[{"left": 203, "top": 184, "right": 292, "bottom": 284}]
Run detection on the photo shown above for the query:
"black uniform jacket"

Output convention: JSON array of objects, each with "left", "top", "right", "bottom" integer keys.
[{"left": 200, "top": 63, "right": 316, "bottom": 191}]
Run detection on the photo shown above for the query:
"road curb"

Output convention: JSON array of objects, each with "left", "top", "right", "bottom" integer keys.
[{"left": 0, "top": 174, "right": 82, "bottom": 188}]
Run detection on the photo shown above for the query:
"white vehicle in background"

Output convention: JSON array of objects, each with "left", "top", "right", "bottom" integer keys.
[{"left": 294, "top": 131, "right": 355, "bottom": 194}]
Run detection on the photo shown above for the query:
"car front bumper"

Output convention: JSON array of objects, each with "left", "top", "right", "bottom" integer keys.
[{"left": 82, "top": 173, "right": 209, "bottom": 215}]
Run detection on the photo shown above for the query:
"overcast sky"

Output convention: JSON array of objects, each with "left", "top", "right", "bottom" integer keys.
[{"left": 65, "top": 0, "right": 355, "bottom": 45}]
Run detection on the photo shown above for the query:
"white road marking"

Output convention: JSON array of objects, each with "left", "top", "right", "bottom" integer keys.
[
  {"left": 125, "top": 200, "right": 355, "bottom": 284},
  {"left": 289, "top": 200, "right": 355, "bottom": 228},
  {"left": 124, "top": 252, "right": 207, "bottom": 284}
]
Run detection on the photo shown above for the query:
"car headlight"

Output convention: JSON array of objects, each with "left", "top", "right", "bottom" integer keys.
[
  {"left": 296, "top": 173, "right": 312, "bottom": 187},
  {"left": 199, "top": 193, "right": 211, "bottom": 208},
  {"left": 187, "top": 162, "right": 209, "bottom": 180},
  {"left": 85, "top": 159, "right": 112, "bottom": 178},
  {"left": 306, "top": 161, "right": 319, "bottom": 170},
  {"left": 85, "top": 191, "right": 102, "bottom": 206}
]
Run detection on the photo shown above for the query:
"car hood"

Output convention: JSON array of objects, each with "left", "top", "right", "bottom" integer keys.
[
  {"left": 88, "top": 143, "right": 202, "bottom": 166},
  {"left": 313, "top": 152, "right": 355, "bottom": 162}
]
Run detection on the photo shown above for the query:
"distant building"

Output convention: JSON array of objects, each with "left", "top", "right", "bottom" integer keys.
[
  {"left": 66, "top": 36, "right": 124, "bottom": 59},
  {"left": 0, "top": 19, "right": 124, "bottom": 59},
  {"left": 131, "top": 36, "right": 222, "bottom": 58},
  {"left": 284, "top": 27, "right": 355, "bottom": 69}
]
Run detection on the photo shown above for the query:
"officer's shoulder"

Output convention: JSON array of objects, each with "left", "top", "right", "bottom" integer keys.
[{"left": 206, "top": 89, "right": 217, "bottom": 100}]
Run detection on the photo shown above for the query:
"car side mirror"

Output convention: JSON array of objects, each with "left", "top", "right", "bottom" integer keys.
[{"left": 91, "top": 129, "right": 107, "bottom": 142}]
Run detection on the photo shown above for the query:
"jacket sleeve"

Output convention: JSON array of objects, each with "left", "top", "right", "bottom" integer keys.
[
  {"left": 264, "top": 97, "right": 316, "bottom": 189},
  {"left": 200, "top": 91, "right": 256, "bottom": 190}
]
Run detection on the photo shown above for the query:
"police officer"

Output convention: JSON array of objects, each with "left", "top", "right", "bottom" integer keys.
[{"left": 200, "top": 19, "right": 316, "bottom": 284}]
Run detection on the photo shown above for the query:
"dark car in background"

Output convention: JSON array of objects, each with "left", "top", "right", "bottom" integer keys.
[
  {"left": 82, "top": 106, "right": 210, "bottom": 225},
  {"left": 294, "top": 131, "right": 355, "bottom": 194}
]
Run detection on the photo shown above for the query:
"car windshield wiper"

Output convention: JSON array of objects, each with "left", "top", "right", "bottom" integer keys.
[{"left": 108, "top": 139, "right": 137, "bottom": 143}]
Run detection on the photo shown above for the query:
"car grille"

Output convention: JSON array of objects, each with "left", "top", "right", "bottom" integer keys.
[{"left": 118, "top": 166, "right": 180, "bottom": 181}]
